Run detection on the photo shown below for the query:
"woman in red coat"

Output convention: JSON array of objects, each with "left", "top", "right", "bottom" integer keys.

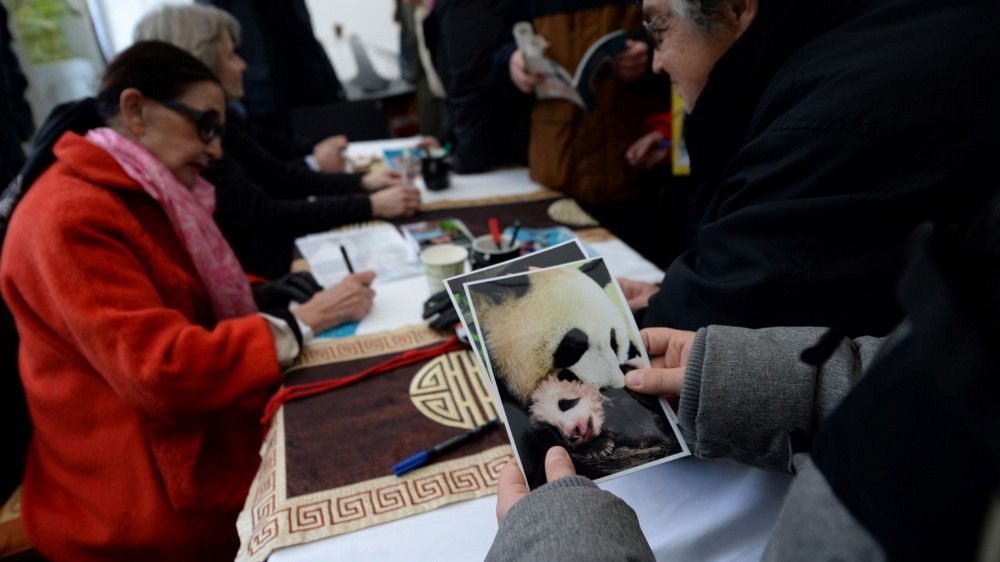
[{"left": 0, "top": 41, "right": 374, "bottom": 561}]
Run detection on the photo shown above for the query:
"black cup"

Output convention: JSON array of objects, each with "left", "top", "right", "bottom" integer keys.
[
  {"left": 421, "top": 155, "right": 451, "bottom": 191},
  {"left": 470, "top": 234, "right": 521, "bottom": 269}
]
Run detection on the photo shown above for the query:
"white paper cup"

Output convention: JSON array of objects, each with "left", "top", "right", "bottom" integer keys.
[{"left": 420, "top": 244, "right": 468, "bottom": 293}]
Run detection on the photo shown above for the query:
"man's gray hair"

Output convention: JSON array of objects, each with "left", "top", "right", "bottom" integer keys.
[
  {"left": 668, "top": 0, "right": 735, "bottom": 35},
  {"left": 132, "top": 4, "right": 241, "bottom": 74}
]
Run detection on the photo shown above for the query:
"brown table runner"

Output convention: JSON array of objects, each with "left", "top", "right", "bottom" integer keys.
[{"left": 235, "top": 325, "right": 513, "bottom": 562}]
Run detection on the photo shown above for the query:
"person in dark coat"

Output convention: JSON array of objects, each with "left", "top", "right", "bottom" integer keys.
[
  {"left": 196, "top": 0, "right": 345, "bottom": 134},
  {"left": 489, "top": 187, "right": 1000, "bottom": 561},
  {"left": 0, "top": 2, "right": 34, "bottom": 504},
  {"left": 0, "top": 4, "right": 33, "bottom": 189},
  {"left": 416, "top": 0, "right": 530, "bottom": 174},
  {"left": 619, "top": 0, "right": 1000, "bottom": 339}
]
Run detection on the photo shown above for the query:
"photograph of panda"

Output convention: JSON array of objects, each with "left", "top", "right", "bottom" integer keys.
[
  {"left": 464, "top": 257, "right": 689, "bottom": 489},
  {"left": 444, "top": 239, "right": 588, "bottom": 367}
]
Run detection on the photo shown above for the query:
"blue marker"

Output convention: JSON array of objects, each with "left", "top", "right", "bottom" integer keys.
[{"left": 392, "top": 419, "right": 500, "bottom": 476}]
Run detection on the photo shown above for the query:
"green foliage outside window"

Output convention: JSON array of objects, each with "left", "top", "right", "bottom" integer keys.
[{"left": 7, "top": 0, "right": 71, "bottom": 64}]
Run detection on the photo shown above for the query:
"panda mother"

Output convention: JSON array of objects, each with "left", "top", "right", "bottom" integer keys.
[{"left": 468, "top": 263, "right": 642, "bottom": 406}]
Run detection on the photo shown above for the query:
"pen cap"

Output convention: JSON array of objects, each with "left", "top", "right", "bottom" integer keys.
[{"left": 392, "top": 451, "right": 430, "bottom": 476}]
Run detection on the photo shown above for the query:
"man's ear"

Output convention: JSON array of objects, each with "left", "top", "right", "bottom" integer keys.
[
  {"left": 118, "top": 88, "right": 147, "bottom": 137},
  {"left": 729, "top": 0, "right": 758, "bottom": 36}
]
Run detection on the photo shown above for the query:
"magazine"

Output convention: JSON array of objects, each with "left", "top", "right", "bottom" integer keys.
[
  {"left": 399, "top": 218, "right": 474, "bottom": 253},
  {"left": 502, "top": 224, "right": 578, "bottom": 254},
  {"left": 513, "top": 21, "right": 628, "bottom": 113},
  {"left": 462, "top": 257, "right": 690, "bottom": 488}
]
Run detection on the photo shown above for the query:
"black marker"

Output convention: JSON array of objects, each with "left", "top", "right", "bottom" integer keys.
[{"left": 392, "top": 419, "right": 500, "bottom": 476}]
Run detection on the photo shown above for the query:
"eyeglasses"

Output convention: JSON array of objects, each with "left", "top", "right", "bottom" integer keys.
[
  {"left": 642, "top": 11, "right": 676, "bottom": 47},
  {"left": 154, "top": 99, "right": 225, "bottom": 143}
]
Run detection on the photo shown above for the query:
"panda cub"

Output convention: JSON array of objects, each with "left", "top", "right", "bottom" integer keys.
[
  {"left": 528, "top": 374, "right": 675, "bottom": 480},
  {"left": 528, "top": 375, "right": 606, "bottom": 446},
  {"left": 470, "top": 265, "right": 642, "bottom": 407}
]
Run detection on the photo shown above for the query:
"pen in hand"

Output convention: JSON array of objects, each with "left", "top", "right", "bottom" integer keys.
[
  {"left": 392, "top": 419, "right": 501, "bottom": 476},
  {"left": 340, "top": 245, "right": 354, "bottom": 274}
]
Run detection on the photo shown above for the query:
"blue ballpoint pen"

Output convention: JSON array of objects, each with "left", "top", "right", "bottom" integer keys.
[{"left": 392, "top": 419, "right": 500, "bottom": 476}]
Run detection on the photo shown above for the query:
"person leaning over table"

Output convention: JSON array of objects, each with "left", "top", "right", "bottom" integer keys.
[
  {"left": 616, "top": 0, "right": 1000, "bottom": 338},
  {"left": 0, "top": 41, "right": 377, "bottom": 561},
  {"left": 133, "top": 4, "right": 421, "bottom": 279},
  {"left": 487, "top": 188, "right": 1000, "bottom": 561}
]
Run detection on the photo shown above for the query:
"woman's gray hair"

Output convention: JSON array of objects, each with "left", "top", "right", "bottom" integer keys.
[
  {"left": 132, "top": 4, "right": 241, "bottom": 74},
  {"left": 669, "top": 0, "right": 737, "bottom": 35}
]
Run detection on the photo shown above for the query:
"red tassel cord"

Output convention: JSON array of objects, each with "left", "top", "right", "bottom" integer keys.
[{"left": 260, "top": 335, "right": 469, "bottom": 425}]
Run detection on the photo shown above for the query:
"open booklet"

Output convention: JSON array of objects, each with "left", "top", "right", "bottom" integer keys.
[
  {"left": 448, "top": 248, "right": 689, "bottom": 489},
  {"left": 513, "top": 21, "right": 628, "bottom": 113},
  {"left": 294, "top": 221, "right": 423, "bottom": 288}
]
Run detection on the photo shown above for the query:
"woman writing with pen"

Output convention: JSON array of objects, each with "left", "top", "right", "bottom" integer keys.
[{"left": 0, "top": 42, "right": 375, "bottom": 561}]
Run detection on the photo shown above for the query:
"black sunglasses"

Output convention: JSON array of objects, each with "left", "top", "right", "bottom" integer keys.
[{"left": 155, "top": 99, "right": 225, "bottom": 143}]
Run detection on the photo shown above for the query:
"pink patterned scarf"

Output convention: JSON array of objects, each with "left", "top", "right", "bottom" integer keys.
[{"left": 85, "top": 127, "right": 258, "bottom": 320}]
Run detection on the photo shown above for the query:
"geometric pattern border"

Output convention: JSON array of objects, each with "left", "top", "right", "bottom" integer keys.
[
  {"left": 235, "top": 325, "right": 513, "bottom": 562},
  {"left": 288, "top": 323, "right": 446, "bottom": 371},
  {"left": 235, "top": 408, "right": 512, "bottom": 562}
]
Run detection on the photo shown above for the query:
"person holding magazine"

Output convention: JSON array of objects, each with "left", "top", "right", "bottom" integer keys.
[
  {"left": 0, "top": 41, "right": 376, "bottom": 561},
  {"left": 495, "top": 0, "right": 670, "bottom": 259}
]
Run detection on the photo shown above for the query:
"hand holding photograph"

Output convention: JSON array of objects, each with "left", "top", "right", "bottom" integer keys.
[{"left": 463, "top": 257, "right": 689, "bottom": 488}]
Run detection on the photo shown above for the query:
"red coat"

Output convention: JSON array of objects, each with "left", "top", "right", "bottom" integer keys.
[{"left": 0, "top": 132, "right": 283, "bottom": 561}]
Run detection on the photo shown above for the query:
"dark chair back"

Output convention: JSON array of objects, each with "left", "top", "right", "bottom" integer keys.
[{"left": 0, "top": 97, "right": 102, "bottom": 500}]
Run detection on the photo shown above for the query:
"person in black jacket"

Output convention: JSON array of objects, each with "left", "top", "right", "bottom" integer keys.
[
  {"left": 0, "top": 4, "right": 33, "bottom": 189},
  {"left": 196, "top": 0, "right": 346, "bottom": 135},
  {"left": 616, "top": 0, "right": 1000, "bottom": 339},
  {"left": 413, "top": 0, "right": 530, "bottom": 174},
  {"left": 490, "top": 184, "right": 1000, "bottom": 562},
  {"left": 134, "top": 4, "right": 421, "bottom": 278}
]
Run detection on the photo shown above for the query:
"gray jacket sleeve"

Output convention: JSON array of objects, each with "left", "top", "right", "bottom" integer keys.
[
  {"left": 486, "top": 326, "right": 885, "bottom": 560},
  {"left": 678, "top": 326, "right": 883, "bottom": 472},
  {"left": 486, "top": 475, "right": 655, "bottom": 562}
]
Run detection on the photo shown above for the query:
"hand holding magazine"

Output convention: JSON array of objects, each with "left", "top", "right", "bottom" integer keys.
[{"left": 513, "top": 21, "right": 629, "bottom": 113}]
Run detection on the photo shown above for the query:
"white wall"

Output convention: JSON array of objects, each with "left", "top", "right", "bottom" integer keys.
[
  {"left": 95, "top": 0, "right": 401, "bottom": 80},
  {"left": 12, "top": 0, "right": 402, "bottom": 129},
  {"left": 93, "top": 0, "right": 173, "bottom": 57},
  {"left": 305, "top": 0, "right": 401, "bottom": 81}
]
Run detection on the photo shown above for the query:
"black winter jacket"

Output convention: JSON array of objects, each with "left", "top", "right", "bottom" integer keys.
[
  {"left": 642, "top": 0, "right": 1000, "bottom": 337},
  {"left": 204, "top": 116, "right": 371, "bottom": 279}
]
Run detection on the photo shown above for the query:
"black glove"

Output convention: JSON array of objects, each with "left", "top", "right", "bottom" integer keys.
[
  {"left": 428, "top": 307, "right": 460, "bottom": 331},
  {"left": 423, "top": 289, "right": 460, "bottom": 331},
  {"left": 252, "top": 271, "right": 324, "bottom": 310}
]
